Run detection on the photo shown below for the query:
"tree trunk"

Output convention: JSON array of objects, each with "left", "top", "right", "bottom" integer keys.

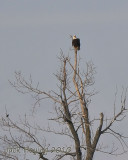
[{"left": 86, "top": 150, "right": 94, "bottom": 160}]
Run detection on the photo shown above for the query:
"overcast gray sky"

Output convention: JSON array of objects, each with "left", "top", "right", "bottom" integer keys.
[{"left": 0, "top": 1, "right": 128, "bottom": 160}]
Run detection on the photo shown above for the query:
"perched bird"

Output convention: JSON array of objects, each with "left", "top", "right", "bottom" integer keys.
[
  {"left": 72, "top": 35, "right": 80, "bottom": 50},
  {"left": 6, "top": 114, "right": 9, "bottom": 117}
]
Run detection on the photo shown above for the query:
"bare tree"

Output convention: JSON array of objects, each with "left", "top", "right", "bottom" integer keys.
[{"left": 0, "top": 47, "right": 128, "bottom": 160}]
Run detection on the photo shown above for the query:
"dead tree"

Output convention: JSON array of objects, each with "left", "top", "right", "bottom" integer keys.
[{"left": 0, "top": 48, "right": 128, "bottom": 160}]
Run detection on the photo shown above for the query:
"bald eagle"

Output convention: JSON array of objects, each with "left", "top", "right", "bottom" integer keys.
[{"left": 72, "top": 35, "right": 80, "bottom": 50}]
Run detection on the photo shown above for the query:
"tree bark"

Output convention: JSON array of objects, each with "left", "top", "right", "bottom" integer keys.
[{"left": 62, "top": 58, "right": 82, "bottom": 160}]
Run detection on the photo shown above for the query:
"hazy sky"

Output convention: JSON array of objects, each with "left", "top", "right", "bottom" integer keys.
[{"left": 0, "top": 1, "right": 128, "bottom": 160}]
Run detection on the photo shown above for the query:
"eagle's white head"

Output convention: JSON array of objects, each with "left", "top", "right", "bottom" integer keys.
[{"left": 73, "top": 35, "right": 77, "bottom": 39}]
